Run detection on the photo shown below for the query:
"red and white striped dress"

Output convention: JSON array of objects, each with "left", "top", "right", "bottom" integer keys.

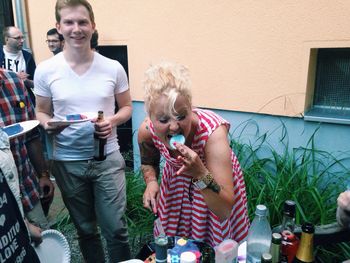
[{"left": 150, "top": 108, "right": 250, "bottom": 247}]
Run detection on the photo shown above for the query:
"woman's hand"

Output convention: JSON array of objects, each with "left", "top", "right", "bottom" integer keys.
[
  {"left": 174, "top": 142, "right": 208, "bottom": 178},
  {"left": 143, "top": 181, "right": 160, "bottom": 214}
]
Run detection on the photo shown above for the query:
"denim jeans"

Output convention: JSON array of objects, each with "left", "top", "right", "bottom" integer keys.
[{"left": 52, "top": 150, "right": 131, "bottom": 262}]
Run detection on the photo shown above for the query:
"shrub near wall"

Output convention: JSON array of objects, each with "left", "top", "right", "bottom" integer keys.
[{"left": 230, "top": 121, "right": 350, "bottom": 261}]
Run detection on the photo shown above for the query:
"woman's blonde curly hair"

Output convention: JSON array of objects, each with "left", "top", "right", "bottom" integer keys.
[{"left": 143, "top": 61, "right": 192, "bottom": 117}]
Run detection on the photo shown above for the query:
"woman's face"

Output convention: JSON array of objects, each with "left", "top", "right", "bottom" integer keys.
[{"left": 150, "top": 95, "right": 193, "bottom": 149}]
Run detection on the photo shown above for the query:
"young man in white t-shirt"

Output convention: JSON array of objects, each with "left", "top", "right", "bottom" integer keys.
[{"left": 34, "top": 0, "right": 132, "bottom": 262}]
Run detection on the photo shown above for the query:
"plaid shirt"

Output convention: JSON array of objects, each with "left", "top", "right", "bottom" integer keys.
[{"left": 0, "top": 69, "right": 40, "bottom": 212}]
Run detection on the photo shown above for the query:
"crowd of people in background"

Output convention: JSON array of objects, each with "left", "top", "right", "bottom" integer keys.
[{"left": 0, "top": 0, "right": 350, "bottom": 262}]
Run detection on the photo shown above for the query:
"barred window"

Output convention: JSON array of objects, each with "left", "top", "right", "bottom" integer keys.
[{"left": 304, "top": 48, "right": 350, "bottom": 125}]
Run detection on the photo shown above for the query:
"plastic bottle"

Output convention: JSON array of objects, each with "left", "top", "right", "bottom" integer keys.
[
  {"left": 280, "top": 200, "right": 299, "bottom": 263},
  {"left": 246, "top": 204, "right": 272, "bottom": 263},
  {"left": 292, "top": 223, "right": 314, "bottom": 263},
  {"left": 94, "top": 110, "right": 107, "bottom": 161}
]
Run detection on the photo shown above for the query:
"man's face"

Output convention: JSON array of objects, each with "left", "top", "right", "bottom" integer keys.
[
  {"left": 5, "top": 28, "right": 24, "bottom": 52},
  {"left": 46, "top": 34, "right": 63, "bottom": 54},
  {"left": 56, "top": 5, "right": 95, "bottom": 50}
]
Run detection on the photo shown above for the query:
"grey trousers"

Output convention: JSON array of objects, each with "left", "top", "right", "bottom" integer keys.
[{"left": 52, "top": 150, "right": 131, "bottom": 263}]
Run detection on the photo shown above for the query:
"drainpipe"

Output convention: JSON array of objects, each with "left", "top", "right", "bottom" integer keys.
[{"left": 14, "top": 0, "right": 30, "bottom": 51}]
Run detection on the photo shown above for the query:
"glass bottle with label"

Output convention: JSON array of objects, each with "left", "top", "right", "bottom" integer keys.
[
  {"left": 94, "top": 110, "right": 107, "bottom": 161},
  {"left": 292, "top": 223, "right": 314, "bottom": 263},
  {"left": 280, "top": 200, "right": 299, "bottom": 263},
  {"left": 270, "top": 232, "right": 282, "bottom": 263},
  {"left": 247, "top": 204, "right": 272, "bottom": 263}
]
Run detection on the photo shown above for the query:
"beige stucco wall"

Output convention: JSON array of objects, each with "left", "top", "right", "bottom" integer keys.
[{"left": 22, "top": 0, "right": 350, "bottom": 117}]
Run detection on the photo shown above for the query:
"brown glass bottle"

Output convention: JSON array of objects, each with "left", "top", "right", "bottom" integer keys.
[
  {"left": 280, "top": 200, "right": 299, "bottom": 263},
  {"left": 292, "top": 223, "right": 314, "bottom": 263},
  {"left": 94, "top": 111, "right": 107, "bottom": 161}
]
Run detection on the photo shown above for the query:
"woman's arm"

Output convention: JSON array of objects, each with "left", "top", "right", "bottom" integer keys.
[
  {"left": 138, "top": 118, "right": 161, "bottom": 214},
  {"left": 175, "top": 125, "right": 235, "bottom": 221}
]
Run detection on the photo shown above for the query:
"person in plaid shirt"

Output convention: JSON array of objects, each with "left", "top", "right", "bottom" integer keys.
[{"left": 0, "top": 68, "right": 54, "bottom": 229}]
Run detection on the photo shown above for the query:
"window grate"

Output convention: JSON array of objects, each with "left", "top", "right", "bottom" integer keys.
[{"left": 314, "top": 48, "right": 350, "bottom": 110}]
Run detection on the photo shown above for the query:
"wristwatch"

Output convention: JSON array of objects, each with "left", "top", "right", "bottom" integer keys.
[
  {"left": 192, "top": 173, "right": 213, "bottom": 190},
  {"left": 192, "top": 172, "right": 221, "bottom": 193}
]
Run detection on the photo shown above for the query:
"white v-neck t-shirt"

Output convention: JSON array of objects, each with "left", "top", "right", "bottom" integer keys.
[{"left": 34, "top": 52, "right": 129, "bottom": 160}]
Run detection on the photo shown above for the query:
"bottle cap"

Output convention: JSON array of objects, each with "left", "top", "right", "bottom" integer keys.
[
  {"left": 283, "top": 200, "right": 296, "bottom": 217},
  {"left": 272, "top": 232, "right": 282, "bottom": 244},
  {"left": 177, "top": 238, "right": 187, "bottom": 246},
  {"left": 155, "top": 234, "right": 168, "bottom": 246},
  {"left": 261, "top": 252, "right": 272, "bottom": 262},
  {"left": 301, "top": 222, "right": 315, "bottom": 233},
  {"left": 256, "top": 204, "right": 268, "bottom": 216}
]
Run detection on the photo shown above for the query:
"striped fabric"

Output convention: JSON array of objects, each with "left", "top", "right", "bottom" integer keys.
[{"left": 150, "top": 108, "right": 249, "bottom": 247}]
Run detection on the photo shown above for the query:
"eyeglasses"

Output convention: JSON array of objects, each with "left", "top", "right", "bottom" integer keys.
[
  {"left": 8, "top": 36, "right": 25, "bottom": 41},
  {"left": 46, "top": 40, "right": 60, "bottom": 43}
]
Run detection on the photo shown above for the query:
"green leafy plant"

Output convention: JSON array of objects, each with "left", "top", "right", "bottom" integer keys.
[
  {"left": 124, "top": 170, "right": 155, "bottom": 252},
  {"left": 230, "top": 119, "right": 350, "bottom": 262}
]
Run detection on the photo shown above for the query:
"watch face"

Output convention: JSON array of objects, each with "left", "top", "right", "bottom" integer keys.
[{"left": 194, "top": 179, "right": 207, "bottom": 190}]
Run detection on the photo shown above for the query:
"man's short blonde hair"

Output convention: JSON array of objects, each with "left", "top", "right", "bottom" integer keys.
[
  {"left": 55, "top": 0, "right": 95, "bottom": 24},
  {"left": 143, "top": 61, "right": 192, "bottom": 117}
]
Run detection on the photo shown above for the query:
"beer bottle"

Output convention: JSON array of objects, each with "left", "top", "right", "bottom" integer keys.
[
  {"left": 94, "top": 111, "right": 107, "bottom": 161},
  {"left": 280, "top": 200, "right": 299, "bottom": 263},
  {"left": 292, "top": 223, "right": 314, "bottom": 263},
  {"left": 270, "top": 233, "right": 282, "bottom": 263}
]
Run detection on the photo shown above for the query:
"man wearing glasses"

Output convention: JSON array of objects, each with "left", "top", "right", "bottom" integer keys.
[
  {"left": 0, "top": 26, "right": 36, "bottom": 105},
  {"left": 46, "top": 28, "right": 64, "bottom": 55}
]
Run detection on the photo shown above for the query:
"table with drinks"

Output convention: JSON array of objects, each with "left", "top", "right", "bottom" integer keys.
[{"left": 122, "top": 200, "right": 313, "bottom": 263}]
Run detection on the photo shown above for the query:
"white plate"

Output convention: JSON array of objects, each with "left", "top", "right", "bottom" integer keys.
[
  {"left": 34, "top": 229, "right": 71, "bottom": 263},
  {"left": 1, "top": 120, "right": 40, "bottom": 139},
  {"left": 47, "top": 114, "right": 92, "bottom": 127},
  {"left": 47, "top": 118, "right": 90, "bottom": 127}
]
